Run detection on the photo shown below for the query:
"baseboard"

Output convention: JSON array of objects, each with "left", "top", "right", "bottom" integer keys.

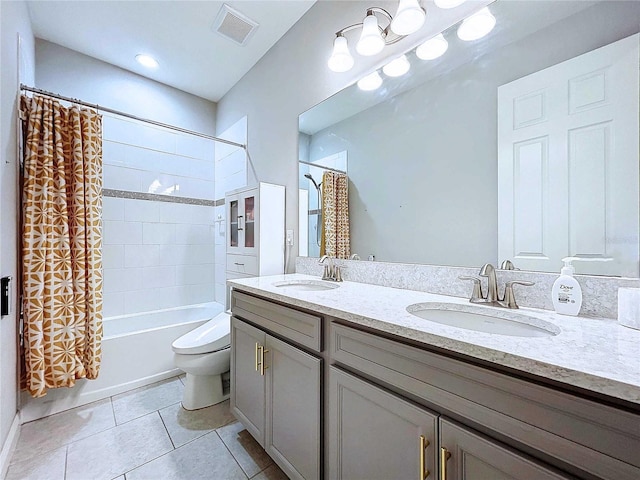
[
  {"left": 0, "top": 413, "right": 21, "bottom": 480},
  {"left": 19, "top": 368, "right": 182, "bottom": 424}
]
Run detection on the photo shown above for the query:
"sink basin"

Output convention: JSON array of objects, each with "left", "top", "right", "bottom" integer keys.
[
  {"left": 406, "top": 302, "right": 559, "bottom": 337},
  {"left": 272, "top": 280, "right": 340, "bottom": 291}
]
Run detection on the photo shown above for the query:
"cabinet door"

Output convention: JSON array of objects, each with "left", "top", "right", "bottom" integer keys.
[
  {"left": 439, "top": 419, "right": 571, "bottom": 480},
  {"left": 230, "top": 317, "right": 266, "bottom": 446},
  {"left": 265, "top": 334, "right": 321, "bottom": 480},
  {"left": 329, "top": 366, "right": 438, "bottom": 480}
]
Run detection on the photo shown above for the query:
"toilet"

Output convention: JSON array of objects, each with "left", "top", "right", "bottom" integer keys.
[{"left": 172, "top": 311, "right": 231, "bottom": 410}]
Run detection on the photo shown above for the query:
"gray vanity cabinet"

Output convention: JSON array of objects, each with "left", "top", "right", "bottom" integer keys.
[
  {"left": 329, "top": 366, "right": 438, "bottom": 480},
  {"left": 230, "top": 292, "right": 322, "bottom": 480},
  {"left": 230, "top": 316, "right": 266, "bottom": 445},
  {"left": 439, "top": 419, "right": 571, "bottom": 480}
]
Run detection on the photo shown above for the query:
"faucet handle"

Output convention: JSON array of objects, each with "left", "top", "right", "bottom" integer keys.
[
  {"left": 502, "top": 280, "right": 535, "bottom": 309},
  {"left": 459, "top": 276, "right": 484, "bottom": 303},
  {"left": 500, "top": 259, "right": 516, "bottom": 270},
  {"left": 334, "top": 264, "right": 344, "bottom": 282}
]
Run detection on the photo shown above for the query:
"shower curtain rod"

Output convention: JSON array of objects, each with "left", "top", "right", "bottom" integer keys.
[
  {"left": 19, "top": 84, "right": 246, "bottom": 149},
  {"left": 299, "top": 160, "right": 346, "bottom": 174}
]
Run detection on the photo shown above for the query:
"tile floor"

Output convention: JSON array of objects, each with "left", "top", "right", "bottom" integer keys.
[{"left": 7, "top": 376, "right": 287, "bottom": 480}]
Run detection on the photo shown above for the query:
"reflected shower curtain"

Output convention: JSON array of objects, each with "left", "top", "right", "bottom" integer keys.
[
  {"left": 320, "top": 171, "right": 350, "bottom": 259},
  {"left": 20, "top": 94, "right": 103, "bottom": 398}
]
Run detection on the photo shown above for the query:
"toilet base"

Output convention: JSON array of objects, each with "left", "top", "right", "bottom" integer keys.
[{"left": 182, "top": 372, "right": 229, "bottom": 410}]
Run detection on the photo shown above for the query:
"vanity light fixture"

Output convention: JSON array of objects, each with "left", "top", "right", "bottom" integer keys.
[
  {"left": 434, "top": 0, "right": 467, "bottom": 9},
  {"left": 328, "top": 1, "right": 426, "bottom": 72},
  {"left": 457, "top": 7, "right": 496, "bottom": 41},
  {"left": 135, "top": 54, "right": 159, "bottom": 69},
  {"left": 416, "top": 33, "right": 448, "bottom": 60},
  {"left": 357, "top": 71, "right": 383, "bottom": 91},
  {"left": 383, "top": 54, "right": 411, "bottom": 77}
]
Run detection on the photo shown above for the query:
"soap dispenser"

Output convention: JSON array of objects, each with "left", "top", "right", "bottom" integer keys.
[{"left": 551, "top": 257, "right": 582, "bottom": 316}]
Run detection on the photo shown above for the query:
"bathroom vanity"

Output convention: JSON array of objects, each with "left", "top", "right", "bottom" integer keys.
[{"left": 229, "top": 274, "right": 640, "bottom": 480}]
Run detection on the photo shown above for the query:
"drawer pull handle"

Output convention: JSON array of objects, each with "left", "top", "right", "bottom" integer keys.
[
  {"left": 439, "top": 447, "right": 450, "bottom": 480},
  {"left": 419, "top": 435, "right": 430, "bottom": 479},
  {"left": 234, "top": 262, "right": 245, "bottom": 266},
  {"left": 260, "top": 347, "right": 269, "bottom": 376}
]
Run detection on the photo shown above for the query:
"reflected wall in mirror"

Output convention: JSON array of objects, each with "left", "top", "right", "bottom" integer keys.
[{"left": 298, "top": 0, "right": 640, "bottom": 277}]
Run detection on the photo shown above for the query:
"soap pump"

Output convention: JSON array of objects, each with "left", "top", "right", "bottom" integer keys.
[{"left": 551, "top": 257, "right": 583, "bottom": 316}]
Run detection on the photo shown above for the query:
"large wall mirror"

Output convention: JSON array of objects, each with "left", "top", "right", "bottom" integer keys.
[{"left": 298, "top": 0, "right": 640, "bottom": 277}]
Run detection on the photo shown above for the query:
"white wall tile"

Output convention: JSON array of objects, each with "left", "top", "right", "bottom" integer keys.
[
  {"left": 182, "top": 283, "right": 216, "bottom": 305},
  {"left": 214, "top": 263, "right": 225, "bottom": 284},
  {"left": 143, "top": 223, "right": 176, "bottom": 245},
  {"left": 176, "top": 264, "right": 215, "bottom": 286},
  {"left": 124, "top": 199, "right": 160, "bottom": 223},
  {"left": 103, "top": 165, "right": 142, "bottom": 192},
  {"left": 103, "top": 292, "right": 125, "bottom": 318},
  {"left": 177, "top": 135, "right": 214, "bottom": 160},
  {"left": 104, "top": 221, "right": 143, "bottom": 245},
  {"left": 159, "top": 204, "right": 214, "bottom": 225},
  {"left": 103, "top": 245, "right": 124, "bottom": 269},
  {"left": 104, "top": 267, "right": 142, "bottom": 293},
  {"left": 102, "top": 197, "right": 125, "bottom": 221},
  {"left": 215, "top": 243, "right": 226, "bottom": 264},
  {"left": 214, "top": 283, "right": 225, "bottom": 305},
  {"left": 175, "top": 224, "right": 212, "bottom": 245},
  {"left": 124, "top": 245, "right": 160, "bottom": 268},
  {"left": 142, "top": 266, "right": 176, "bottom": 289},
  {"left": 124, "top": 289, "right": 162, "bottom": 314}
]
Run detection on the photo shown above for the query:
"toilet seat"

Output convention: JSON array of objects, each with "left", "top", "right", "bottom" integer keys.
[{"left": 171, "top": 312, "right": 230, "bottom": 355}]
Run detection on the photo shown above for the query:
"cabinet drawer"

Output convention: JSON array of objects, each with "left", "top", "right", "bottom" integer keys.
[
  {"left": 232, "top": 290, "right": 322, "bottom": 352},
  {"left": 227, "top": 254, "right": 258, "bottom": 275},
  {"left": 331, "top": 322, "right": 640, "bottom": 480}
]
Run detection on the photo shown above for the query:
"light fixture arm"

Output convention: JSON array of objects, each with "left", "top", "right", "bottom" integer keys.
[{"left": 334, "top": 7, "right": 404, "bottom": 46}]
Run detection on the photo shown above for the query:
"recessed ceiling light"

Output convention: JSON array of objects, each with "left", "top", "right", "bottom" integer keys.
[{"left": 135, "top": 54, "right": 159, "bottom": 69}]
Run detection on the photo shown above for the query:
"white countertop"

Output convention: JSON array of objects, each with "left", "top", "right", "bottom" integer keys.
[{"left": 228, "top": 273, "right": 640, "bottom": 405}]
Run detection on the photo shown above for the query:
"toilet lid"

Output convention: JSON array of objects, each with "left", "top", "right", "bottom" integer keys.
[{"left": 172, "top": 312, "right": 231, "bottom": 355}]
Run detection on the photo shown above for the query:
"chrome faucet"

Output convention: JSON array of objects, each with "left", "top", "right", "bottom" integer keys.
[
  {"left": 318, "top": 255, "right": 343, "bottom": 282},
  {"left": 459, "top": 263, "right": 534, "bottom": 309},
  {"left": 479, "top": 263, "right": 499, "bottom": 304}
]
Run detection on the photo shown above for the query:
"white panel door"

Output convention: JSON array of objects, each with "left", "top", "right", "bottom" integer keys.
[{"left": 498, "top": 34, "right": 639, "bottom": 276}]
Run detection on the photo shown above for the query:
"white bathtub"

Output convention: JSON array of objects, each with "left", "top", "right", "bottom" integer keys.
[{"left": 20, "top": 302, "right": 224, "bottom": 422}]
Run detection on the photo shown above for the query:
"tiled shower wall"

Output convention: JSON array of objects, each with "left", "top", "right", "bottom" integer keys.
[{"left": 102, "top": 113, "right": 217, "bottom": 317}]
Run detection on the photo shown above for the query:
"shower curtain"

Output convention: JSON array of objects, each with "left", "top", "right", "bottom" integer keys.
[
  {"left": 320, "top": 171, "right": 350, "bottom": 259},
  {"left": 20, "top": 94, "right": 103, "bottom": 398}
]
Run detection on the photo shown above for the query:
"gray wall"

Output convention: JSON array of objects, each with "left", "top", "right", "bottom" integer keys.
[
  {"left": 305, "top": 1, "right": 640, "bottom": 266},
  {"left": 0, "top": 0, "right": 35, "bottom": 466},
  {"left": 36, "top": 40, "right": 216, "bottom": 134},
  {"left": 215, "top": 1, "right": 485, "bottom": 268}
]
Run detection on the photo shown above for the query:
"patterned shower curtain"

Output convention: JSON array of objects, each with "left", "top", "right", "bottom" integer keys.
[
  {"left": 20, "top": 94, "right": 103, "bottom": 398},
  {"left": 320, "top": 171, "right": 350, "bottom": 259}
]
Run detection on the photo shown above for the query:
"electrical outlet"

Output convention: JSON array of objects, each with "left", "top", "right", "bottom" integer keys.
[{"left": 286, "top": 229, "right": 294, "bottom": 246}]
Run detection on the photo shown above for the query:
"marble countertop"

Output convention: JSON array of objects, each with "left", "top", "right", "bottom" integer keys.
[{"left": 228, "top": 273, "right": 640, "bottom": 405}]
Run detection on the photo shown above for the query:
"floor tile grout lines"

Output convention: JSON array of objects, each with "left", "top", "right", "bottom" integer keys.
[
  {"left": 158, "top": 407, "right": 177, "bottom": 450},
  {"left": 215, "top": 429, "right": 266, "bottom": 480}
]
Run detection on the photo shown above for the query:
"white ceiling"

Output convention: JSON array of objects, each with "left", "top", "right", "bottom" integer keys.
[{"left": 27, "top": 1, "right": 316, "bottom": 102}]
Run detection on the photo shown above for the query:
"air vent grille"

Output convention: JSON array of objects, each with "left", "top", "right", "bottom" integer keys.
[{"left": 213, "top": 4, "right": 259, "bottom": 46}]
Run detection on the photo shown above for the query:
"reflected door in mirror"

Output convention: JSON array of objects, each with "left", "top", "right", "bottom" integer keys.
[{"left": 498, "top": 34, "right": 639, "bottom": 277}]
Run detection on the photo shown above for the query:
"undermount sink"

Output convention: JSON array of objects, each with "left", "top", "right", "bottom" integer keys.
[
  {"left": 272, "top": 280, "right": 340, "bottom": 291},
  {"left": 406, "top": 302, "right": 560, "bottom": 338}
]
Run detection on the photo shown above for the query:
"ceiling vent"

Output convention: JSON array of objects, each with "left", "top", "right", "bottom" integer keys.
[{"left": 212, "top": 4, "right": 259, "bottom": 46}]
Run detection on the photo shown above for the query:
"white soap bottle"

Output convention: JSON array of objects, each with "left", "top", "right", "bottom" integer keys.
[{"left": 551, "top": 257, "right": 582, "bottom": 316}]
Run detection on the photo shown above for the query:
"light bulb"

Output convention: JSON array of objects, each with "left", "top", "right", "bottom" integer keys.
[
  {"left": 457, "top": 7, "right": 496, "bottom": 41},
  {"left": 391, "top": 0, "right": 426, "bottom": 36},
  {"left": 416, "top": 33, "right": 448, "bottom": 60},
  {"left": 328, "top": 36, "right": 354, "bottom": 72},
  {"left": 135, "top": 54, "right": 159, "bottom": 69},
  {"left": 356, "top": 13, "right": 385, "bottom": 56},
  {"left": 382, "top": 55, "right": 410, "bottom": 77},
  {"left": 357, "top": 71, "right": 383, "bottom": 91},
  {"left": 434, "top": 0, "right": 466, "bottom": 9}
]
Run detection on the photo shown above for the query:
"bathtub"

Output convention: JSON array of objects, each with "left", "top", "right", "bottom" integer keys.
[{"left": 20, "top": 302, "right": 225, "bottom": 422}]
